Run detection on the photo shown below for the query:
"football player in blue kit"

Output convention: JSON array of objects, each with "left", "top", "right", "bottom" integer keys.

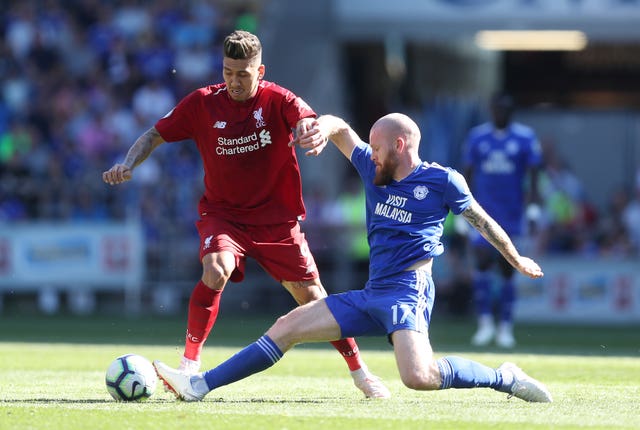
[
  {"left": 154, "top": 112, "right": 552, "bottom": 403},
  {"left": 463, "top": 93, "right": 542, "bottom": 348}
]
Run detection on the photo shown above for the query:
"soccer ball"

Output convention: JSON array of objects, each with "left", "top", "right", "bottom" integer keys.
[{"left": 105, "top": 354, "right": 157, "bottom": 401}]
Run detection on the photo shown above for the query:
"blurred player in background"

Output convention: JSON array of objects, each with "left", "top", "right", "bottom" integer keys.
[
  {"left": 154, "top": 112, "right": 552, "bottom": 403},
  {"left": 102, "top": 30, "right": 389, "bottom": 398},
  {"left": 463, "top": 93, "right": 542, "bottom": 348}
]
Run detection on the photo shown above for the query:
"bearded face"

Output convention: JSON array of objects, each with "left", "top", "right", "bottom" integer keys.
[{"left": 373, "top": 151, "right": 398, "bottom": 186}]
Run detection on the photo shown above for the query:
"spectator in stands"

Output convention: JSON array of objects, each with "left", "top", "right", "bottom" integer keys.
[
  {"left": 597, "top": 187, "right": 636, "bottom": 257},
  {"left": 537, "top": 141, "right": 597, "bottom": 255},
  {"left": 624, "top": 170, "right": 640, "bottom": 254}
]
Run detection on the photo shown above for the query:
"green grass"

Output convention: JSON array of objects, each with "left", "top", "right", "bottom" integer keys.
[{"left": 0, "top": 315, "right": 639, "bottom": 429}]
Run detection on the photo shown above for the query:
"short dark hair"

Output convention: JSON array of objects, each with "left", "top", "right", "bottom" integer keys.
[{"left": 223, "top": 30, "right": 262, "bottom": 60}]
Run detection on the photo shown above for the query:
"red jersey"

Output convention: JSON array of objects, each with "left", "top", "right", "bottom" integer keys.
[{"left": 155, "top": 80, "right": 316, "bottom": 225}]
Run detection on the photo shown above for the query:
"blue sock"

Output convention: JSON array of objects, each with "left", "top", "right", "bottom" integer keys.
[
  {"left": 436, "top": 356, "right": 502, "bottom": 390},
  {"left": 472, "top": 271, "right": 492, "bottom": 315},
  {"left": 499, "top": 279, "right": 515, "bottom": 322},
  {"left": 202, "top": 335, "right": 283, "bottom": 390}
]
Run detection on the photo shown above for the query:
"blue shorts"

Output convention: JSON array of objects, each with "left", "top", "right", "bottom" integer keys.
[{"left": 325, "top": 270, "right": 435, "bottom": 340}]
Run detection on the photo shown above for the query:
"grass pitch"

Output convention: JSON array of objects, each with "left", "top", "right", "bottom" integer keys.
[{"left": 0, "top": 315, "right": 638, "bottom": 430}]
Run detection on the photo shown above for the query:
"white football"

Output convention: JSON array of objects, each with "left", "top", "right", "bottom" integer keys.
[{"left": 105, "top": 354, "right": 157, "bottom": 401}]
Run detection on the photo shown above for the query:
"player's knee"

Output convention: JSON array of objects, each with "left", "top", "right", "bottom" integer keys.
[
  {"left": 266, "top": 315, "right": 297, "bottom": 351},
  {"left": 201, "top": 264, "right": 232, "bottom": 289},
  {"left": 201, "top": 252, "right": 235, "bottom": 288}
]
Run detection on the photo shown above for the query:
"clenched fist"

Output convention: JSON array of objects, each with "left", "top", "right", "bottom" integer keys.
[{"left": 103, "top": 163, "right": 133, "bottom": 185}]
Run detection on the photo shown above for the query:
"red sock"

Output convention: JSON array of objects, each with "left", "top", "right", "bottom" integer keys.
[
  {"left": 330, "top": 338, "right": 363, "bottom": 371},
  {"left": 184, "top": 281, "right": 223, "bottom": 361}
]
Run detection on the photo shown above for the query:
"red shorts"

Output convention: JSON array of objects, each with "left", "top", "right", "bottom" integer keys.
[{"left": 195, "top": 216, "right": 319, "bottom": 283}]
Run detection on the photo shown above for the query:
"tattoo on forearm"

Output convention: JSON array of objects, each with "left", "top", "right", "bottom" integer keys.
[
  {"left": 124, "top": 128, "right": 161, "bottom": 168},
  {"left": 462, "top": 203, "right": 518, "bottom": 265},
  {"left": 462, "top": 204, "right": 486, "bottom": 232}
]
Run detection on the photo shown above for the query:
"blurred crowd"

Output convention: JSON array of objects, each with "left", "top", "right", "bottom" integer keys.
[
  {"left": 1, "top": 1, "right": 639, "bottom": 290},
  {"left": 533, "top": 140, "right": 640, "bottom": 258}
]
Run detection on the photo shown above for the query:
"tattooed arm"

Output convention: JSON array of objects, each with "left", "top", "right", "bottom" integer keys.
[
  {"left": 461, "top": 200, "right": 544, "bottom": 279},
  {"left": 103, "top": 127, "right": 166, "bottom": 185}
]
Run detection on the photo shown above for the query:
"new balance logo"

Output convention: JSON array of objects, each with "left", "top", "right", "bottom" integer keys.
[{"left": 213, "top": 121, "right": 227, "bottom": 129}]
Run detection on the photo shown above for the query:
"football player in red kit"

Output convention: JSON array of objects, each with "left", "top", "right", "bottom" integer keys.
[{"left": 102, "top": 30, "right": 390, "bottom": 398}]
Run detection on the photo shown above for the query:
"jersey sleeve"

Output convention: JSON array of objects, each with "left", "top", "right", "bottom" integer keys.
[
  {"left": 281, "top": 90, "right": 316, "bottom": 128},
  {"left": 154, "top": 90, "right": 200, "bottom": 142},
  {"left": 444, "top": 168, "right": 474, "bottom": 215}
]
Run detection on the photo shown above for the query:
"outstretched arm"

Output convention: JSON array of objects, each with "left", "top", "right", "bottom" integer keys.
[
  {"left": 103, "top": 127, "right": 165, "bottom": 185},
  {"left": 290, "top": 115, "right": 362, "bottom": 159},
  {"left": 461, "top": 200, "right": 544, "bottom": 279}
]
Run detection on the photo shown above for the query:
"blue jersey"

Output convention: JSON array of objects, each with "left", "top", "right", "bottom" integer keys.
[
  {"left": 351, "top": 142, "right": 473, "bottom": 282},
  {"left": 463, "top": 122, "right": 541, "bottom": 235}
]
